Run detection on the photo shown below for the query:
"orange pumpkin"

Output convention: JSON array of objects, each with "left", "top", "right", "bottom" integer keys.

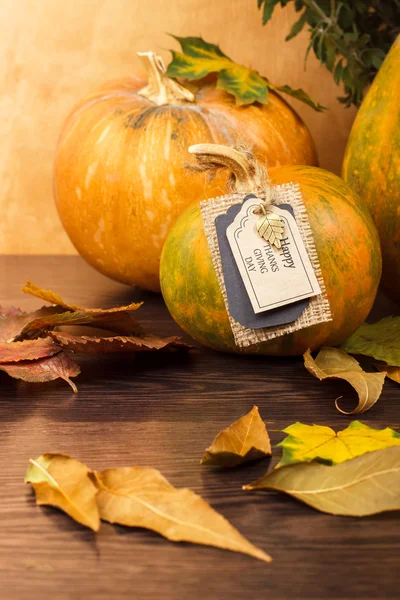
[
  {"left": 160, "top": 145, "right": 381, "bottom": 355},
  {"left": 54, "top": 52, "right": 317, "bottom": 292},
  {"left": 342, "top": 36, "right": 400, "bottom": 304}
]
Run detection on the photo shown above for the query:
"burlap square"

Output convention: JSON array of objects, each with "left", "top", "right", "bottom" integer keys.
[{"left": 200, "top": 184, "right": 332, "bottom": 348}]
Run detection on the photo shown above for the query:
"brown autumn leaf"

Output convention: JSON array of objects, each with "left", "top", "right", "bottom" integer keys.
[
  {"left": 376, "top": 363, "right": 400, "bottom": 384},
  {"left": 92, "top": 467, "right": 271, "bottom": 563},
  {"left": 10, "top": 281, "right": 144, "bottom": 342},
  {"left": 49, "top": 331, "right": 191, "bottom": 353},
  {"left": 25, "top": 454, "right": 100, "bottom": 531},
  {"left": 0, "top": 352, "right": 81, "bottom": 392},
  {"left": 244, "top": 447, "right": 400, "bottom": 517},
  {"left": 23, "top": 281, "right": 143, "bottom": 314},
  {"left": 0, "top": 337, "right": 59, "bottom": 363},
  {"left": 0, "top": 305, "right": 63, "bottom": 342},
  {"left": 1, "top": 281, "right": 189, "bottom": 389},
  {"left": 201, "top": 406, "right": 272, "bottom": 467},
  {"left": 304, "top": 347, "right": 386, "bottom": 414}
]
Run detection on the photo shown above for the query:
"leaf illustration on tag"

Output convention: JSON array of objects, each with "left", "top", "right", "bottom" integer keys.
[
  {"left": 92, "top": 466, "right": 271, "bottom": 562},
  {"left": 341, "top": 317, "right": 400, "bottom": 367},
  {"left": 0, "top": 352, "right": 81, "bottom": 392},
  {"left": 304, "top": 347, "right": 386, "bottom": 414},
  {"left": 201, "top": 406, "right": 271, "bottom": 467},
  {"left": 25, "top": 454, "right": 100, "bottom": 530},
  {"left": 376, "top": 363, "right": 400, "bottom": 384},
  {"left": 244, "top": 447, "right": 400, "bottom": 517},
  {"left": 277, "top": 420, "right": 400, "bottom": 467},
  {"left": 256, "top": 211, "right": 284, "bottom": 249}
]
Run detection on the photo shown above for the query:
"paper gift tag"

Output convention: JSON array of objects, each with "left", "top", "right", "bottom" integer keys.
[
  {"left": 215, "top": 196, "right": 309, "bottom": 329},
  {"left": 225, "top": 195, "right": 321, "bottom": 315}
]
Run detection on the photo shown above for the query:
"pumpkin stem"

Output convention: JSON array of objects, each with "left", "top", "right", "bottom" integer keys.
[
  {"left": 188, "top": 143, "right": 271, "bottom": 195},
  {"left": 137, "top": 52, "right": 195, "bottom": 105}
]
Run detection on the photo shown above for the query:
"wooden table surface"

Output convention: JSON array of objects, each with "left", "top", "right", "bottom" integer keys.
[{"left": 1, "top": 255, "right": 400, "bottom": 600}]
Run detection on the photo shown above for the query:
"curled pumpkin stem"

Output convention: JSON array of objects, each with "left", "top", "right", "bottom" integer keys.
[{"left": 188, "top": 143, "right": 272, "bottom": 199}]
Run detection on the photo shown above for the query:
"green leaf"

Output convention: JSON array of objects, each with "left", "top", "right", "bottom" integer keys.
[
  {"left": 341, "top": 317, "right": 400, "bottom": 367},
  {"left": 25, "top": 454, "right": 100, "bottom": 530},
  {"left": 244, "top": 446, "right": 400, "bottom": 516},
  {"left": 286, "top": 12, "right": 308, "bottom": 41},
  {"left": 272, "top": 84, "right": 327, "bottom": 111},
  {"left": 201, "top": 406, "right": 272, "bottom": 467},
  {"left": 167, "top": 35, "right": 323, "bottom": 109},
  {"left": 217, "top": 68, "right": 268, "bottom": 106},
  {"left": 277, "top": 420, "right": 400, "bottom": 468},
  {"left": 260, "top": 0, "right": 281, "bottom": 24},
  {"left": 304, "top": 347, "right": 386, "bottom": 414}
]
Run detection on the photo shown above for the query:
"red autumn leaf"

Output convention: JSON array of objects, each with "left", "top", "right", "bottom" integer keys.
[
  {"left": 49, "top": 331, "right": 192, "bottom": 353},
  {"left": 0, "top": 306, "right": 63, "bottom": 342},
  {"left": 0, "top": 352, "right": 81, "bottom": 392},
  {"left": 0, "top": 337, "right": 59, "bottom": 363}
]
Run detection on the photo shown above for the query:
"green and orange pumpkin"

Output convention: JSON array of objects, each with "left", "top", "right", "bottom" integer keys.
[
  {"left": 160, "top": 144, "right": 381, "bottom": 355},
  {"left": 343, "top": 35, "right": 400, "bottom": 304},
  {"left": 54, "top": 52, "right": 317, "bottom": 292}
]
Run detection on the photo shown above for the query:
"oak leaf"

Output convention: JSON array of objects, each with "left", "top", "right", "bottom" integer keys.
[
  {"left": 92, "top": 466, "right": 271, "bottom": 562},
  {"left": 201, "top": 406, "right": 271, "bottom": 467},
  {"left": 0, "top": 352, "right": 81, "bottom": 392},
  {"left": 25, "top": 454, "right": 100, "bottom": 530},
  {"left": 304, "top": 347, "right": 386, "bottom": 414},
  {"left": 244, "top": 447, "right": 400, "bottom": 517},
  {"left": 277, "top": 420, "right": 400, "bottom": 467},
  {"left": 341, "top": 317, "right": 400, "bottom": 367}
]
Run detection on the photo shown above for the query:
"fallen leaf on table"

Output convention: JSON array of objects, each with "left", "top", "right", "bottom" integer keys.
[
  {"left": 0, "top": 281, "right": 190, "bottom": 390},
  {"left": 23, "top": 281, "right": 142, "bottom": 314},
  {"left": 13, "top": 309, "right": 146, "bottom": 341},
  {"left": 49, "top": 332, "right": 191, "bottom": 353},
  {"left": 25, "top": 454, "right": 100, "bottom": 530},
  {"left": 0, "top": 352, "right": 81, "bottom": 392},
  {"left": 376, "top": 362, "right": 400, "bottom": 384},
  {"left": 0, "top": 337, "right": 58, "bottom": 363},
  {"left": 92, "top": 466, "right": 271, "bottom": 562},
  {"left": 277, "top": 420, "right": 400, "bottom": 467},
  {"left": 341, "top": 317, "right": 400, "bottom": 367},
  {"left": 304, "top": 347, "right": 386, "bottom": 414},
  {"left": 244, "top": 446, "right": 400, "bottom": 516},
  {"left": 201, "top": 406, "right": 271, "bottom": 467},
  {"left": 0, "top": 306, "right": 62, "bottom": 342}
]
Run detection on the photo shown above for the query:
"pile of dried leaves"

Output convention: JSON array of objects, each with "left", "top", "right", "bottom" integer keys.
[
  {"left": 0, "top": 282, "right": 190, "bottom": 392},
  {"left": 304, "top": 317, "right": 400, "bottom": 414},
  {"left": 26, "top": 407, "right": 400, "bottom": 563}
]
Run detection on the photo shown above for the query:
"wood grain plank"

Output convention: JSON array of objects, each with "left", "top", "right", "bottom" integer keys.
[{"left": 0, "top": 256, "right": 399, "bottom": 599}]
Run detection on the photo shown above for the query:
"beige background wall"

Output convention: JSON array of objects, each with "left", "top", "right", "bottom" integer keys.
[{"left": 0, "top": 0, "right": 356, "bottom": 255}]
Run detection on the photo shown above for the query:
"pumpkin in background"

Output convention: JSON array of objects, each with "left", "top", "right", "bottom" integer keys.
[
  {"left": 54, "top": 52, "right": 318, "bottom": 292},
  {"left": 160, "top": 145, "right": 381, "bottom": 356},
  {"left": 342, "top": 36, "right": 400, "bottom": 304}
]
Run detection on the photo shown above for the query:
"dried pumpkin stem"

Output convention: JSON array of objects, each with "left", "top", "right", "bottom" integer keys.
[
  {"left": 188, "top": 143, "right": 272, "bottom": 198},
  {"left": 137, "top": 52, "right": 194, "bottom": 106}
]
